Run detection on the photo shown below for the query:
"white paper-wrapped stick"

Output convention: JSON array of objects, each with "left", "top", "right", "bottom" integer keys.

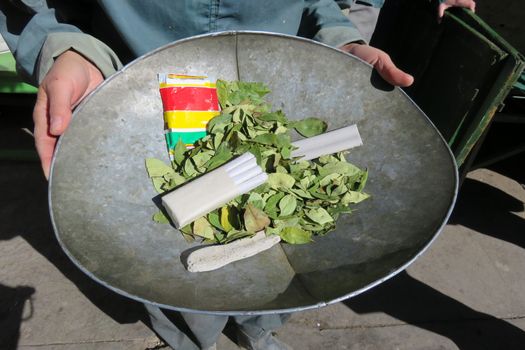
[
  {"left": 162, "top": 152, "right": 266, "bottom": 228},
  {"left": 230, "top": 162, "right": 260, "bottom": 183},
  {"left": 237, "top": 173, "right": 268, "bottom": 194},
  {"left": 225, "top": 152, "right": 254, "bottom": 172},
  {"left": 291, "top": 124, "right": 362, "bottom": 161}
]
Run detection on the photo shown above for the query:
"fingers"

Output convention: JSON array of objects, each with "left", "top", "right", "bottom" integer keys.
[
  {"left": 438, "top": 0, "right": 476, "bottom": 18},
  {"left": 31, "top": 50, "right": 105, "bottom": 178},
  {"left": 443, "top": 0, "right": 476, "bottom": 7},
  {"left": 342, "top": 44, "right": 414, "bottom": 87},
  {"left": 46, "top": 79, "right": 74, "bottom": 136},
  {"left": 35, "top": 77, "right": 74, "bottom": 178},
  {"left": 375, "top": 52, "right": 414, "bottom": 87},
  {"left": 35, "top": 131, "right": 57, "bottom": 179},
  {"left": 438, "top": 4, "right": 449, "bottom": 19},
  {"left": 33, "top": 89, "right": 56, "bottom": 179},
  {"left": 457, "top": 0, "right": 476, "bottom": 9}
]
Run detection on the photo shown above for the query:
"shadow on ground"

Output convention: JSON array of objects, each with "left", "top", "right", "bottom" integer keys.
[
  {"left": 346, "top": 153, "right": 525, "bottom": 350},
  {"left": 345, "top": 271, "right": 525, "bottom": 350},
  {"left": 448, "top": 177, "right": 525, "bottom": 249},
  {"left": 0, "top": 161, "right": 148, "bottom": 348},
  {"left": 487, "top": 151, "right": 525, "bottom": 186},
  {"left": 0, "top": 284, "right": 35, "bottom": 350}
]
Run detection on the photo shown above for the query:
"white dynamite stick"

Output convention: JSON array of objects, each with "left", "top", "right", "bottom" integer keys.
[
  {"left": 161, "top": 152, "right": 266, "bottom": 228},
  {"left": 291, "top": 124, "right": 363, "bottom": 161}
]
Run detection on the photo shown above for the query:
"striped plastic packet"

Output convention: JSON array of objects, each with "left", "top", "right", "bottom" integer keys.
[{"left": 158, "top": 74, "right": 220, "bottom": 158}]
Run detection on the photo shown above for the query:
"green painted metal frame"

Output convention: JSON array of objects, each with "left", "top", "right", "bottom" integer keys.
[
  {"left": 372, "top": 1, "right": 524, "bottom": 173},
  {"left": 449, "top": 10, "right": 524, "bottom": 167},
  {"left": 0, "top": 52, "right": 37, "bottom": 94},
  {"left": 0, "top": 52, "right": 38, "bottom": 161}
]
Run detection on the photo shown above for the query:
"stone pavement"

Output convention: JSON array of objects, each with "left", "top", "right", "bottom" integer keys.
[{"left": 1, "top": 134, "right": 524, "bottom": 349}]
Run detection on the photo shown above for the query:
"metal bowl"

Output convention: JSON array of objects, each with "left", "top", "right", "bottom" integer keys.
[{"left": 49, "top": 32, "right": 457, "bottom": 314}]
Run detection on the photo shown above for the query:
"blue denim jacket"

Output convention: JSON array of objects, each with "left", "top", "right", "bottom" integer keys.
[
  {"left": 336, "top": 0, "right": 386, "bottom": 9},
  {"left": 1, "top": 0, "right": 365, "bottom": 83},
  {"left": 337, "top": 0, "right": 447, "bottom": 7}
]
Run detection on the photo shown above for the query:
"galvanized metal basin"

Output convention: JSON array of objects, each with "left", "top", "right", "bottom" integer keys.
[{"left": 49, "top": 32, "right": 458, "bottom": 314}]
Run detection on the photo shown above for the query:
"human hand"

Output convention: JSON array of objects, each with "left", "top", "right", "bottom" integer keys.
[
  {"left": 33, "top": 50, "right": 104, "bottom": 179},
  {"left": 438, "top": 0, "right": 476, "bottom": 18},
  {"left": 339, "top": 43, "right": 414, "bottom": 87}
]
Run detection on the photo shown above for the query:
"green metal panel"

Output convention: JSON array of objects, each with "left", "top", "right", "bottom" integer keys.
[
  {"left": 0, "top": 51, "right": 38, "bottom": 161},
  {"left": 0, "top": 52, "right": 38, "bottom": 94},
  {"left": 407, "top": 13, "right": 507, "bottom": 146},
  {"left": 447, "top": 10, "right": 524, "bottom": 166},
  {"left": 372, "top": 1, "right": 524, "bottom": 169},
  {"left": 514, "top": 71, "right": 525, "bottom": 93}
]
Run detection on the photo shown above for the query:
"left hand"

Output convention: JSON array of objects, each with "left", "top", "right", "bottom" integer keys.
[
  {"left": 33, "top": 50, "right": 104, "bottom": 178},
  {"left": 438, "top": 0, "right": 476, "bottom": 18},
  {"left": 339, "top": 43, "right": 414, "bottom": 87}
]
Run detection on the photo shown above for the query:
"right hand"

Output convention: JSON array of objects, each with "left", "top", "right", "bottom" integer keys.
[
  {"left": 33, "top": 50, "right": 104, "bottom": 178},
  {"left": 438, "top": 0, "right": 476, "bottom": 18},
  {"left": 340, "top": 43, "right": 414, "bottom": 87}
]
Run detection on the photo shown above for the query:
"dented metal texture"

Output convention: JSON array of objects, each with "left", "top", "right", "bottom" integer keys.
[{"left": 49, "top": 32, "right": 458, "bottom": 315}]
